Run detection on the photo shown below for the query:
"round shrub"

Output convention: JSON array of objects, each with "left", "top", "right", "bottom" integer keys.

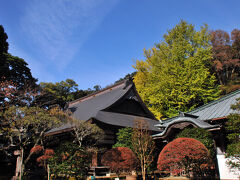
[
  {"left": 176, "top": 128, "right": 215, "bottom": 158},
  {"left": 157, "top": 137, "right": 212, "bottom": 177}
]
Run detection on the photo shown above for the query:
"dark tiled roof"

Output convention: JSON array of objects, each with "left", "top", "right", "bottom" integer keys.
[
  {"left": 46, "top": 80, "right": 159, "bottom": 135},
  {"left": 68, "top": 82, "right": 131, "bottom": 121},
  {"left": 46, "top": 110, "right": 160, "bottom": 135},
  {"left": 45, "top": 123, "right": 74, "bottom": 135},
  {"left": 95, "top": 111, "right": 159, "bottom": 132}
]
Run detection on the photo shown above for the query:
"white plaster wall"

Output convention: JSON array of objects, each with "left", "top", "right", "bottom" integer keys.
[{"left": 217, "top": 154, "right": 240, "bottom": 180}]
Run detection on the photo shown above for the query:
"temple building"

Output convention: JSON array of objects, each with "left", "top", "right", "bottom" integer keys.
[
  {"left": 46, "top": 80, "right": 160, "bottom": 146},
  {"left": 153, "top": 89, "right": 240, "bottom": 180},
  {"left": 46, "top": 79, "right": 240, "bottom": 179}
]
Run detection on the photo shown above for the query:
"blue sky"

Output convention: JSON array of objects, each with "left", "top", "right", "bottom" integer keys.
[{"left": 0, "top": 0, "right": 239, "bottom": 89}]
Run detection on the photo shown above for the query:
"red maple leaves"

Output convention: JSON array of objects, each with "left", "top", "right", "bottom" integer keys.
[
  {"left": 30, "top": 145, "right": 54, "bottom": 166},
  {"left": 101, "top": 147, "right": 137, "bottom": 175},
  {"left": 157, "top": 138, "right": 212, "bottom": 176}
]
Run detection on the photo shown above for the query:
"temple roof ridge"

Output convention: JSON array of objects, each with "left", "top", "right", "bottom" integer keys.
[{"left": 68, "top": 79, "right": 133, "bottom": 106}]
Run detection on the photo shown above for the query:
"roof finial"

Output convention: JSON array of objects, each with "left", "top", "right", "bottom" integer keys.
[{"left": 179, "top": 111, "right": 185, "bottom": 117}]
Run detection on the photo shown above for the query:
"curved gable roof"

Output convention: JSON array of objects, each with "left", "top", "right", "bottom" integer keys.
[
  {"left": 153, "top": 116, "right": 219, "bottom": 138},
  {"left": 154, "top": 89, "right": 240, "bottom": 139}
]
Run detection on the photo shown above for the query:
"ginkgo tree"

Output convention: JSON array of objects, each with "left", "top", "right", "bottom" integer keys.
[{"left": 133, "top": 21, "right": 221, "bottom": 118}]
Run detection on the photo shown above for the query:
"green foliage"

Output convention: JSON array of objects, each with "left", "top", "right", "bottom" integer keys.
[
  {"left": 1, "top": 105, "right": 66, "bottom": 179},
  {"left": 93, "top": 85, "right": 101, "bottom": 91},
  {"left": 176, "top": 128, "right": 215, "bottom": 158},
  {"left": 133, "top": 21, "right": 221, "bottom": 118},
  {"left": 49, "top": 142, "right": 91, "bottom": 179},
  {"left": 39, "top": 79, "right": 78, "bottom": 108},
  {"left": 37, "top": 79, "right": 94, "bottom": 108},
  {"left": 0, "top": 25, "right": 9, "bottom": 78},
  {"left": 226, "top": 113, "right": 240, "bottom": 142},
  {"left": 0, "top": 25, "right": 8, "bottom": 54},
  {"left": 114, "top": 72, "right": 136, "bottom": 84},
  {"left": 113, "top": 127, "right": 133, "bottom": 150},
  {"left": 225, "top": 142, "right": 240, "bottom": 169},
  {"left": 1, "top": 106, "right": 64, "bottom": 150},
  {"left": 6, "top": 54, "right": 37, "bottom": 88},
  {"left": 226, "top": 98, "right": 240, "bottom": 170},
  {"left": 0, "top": 25, "right": 37, "bottom": 89}
]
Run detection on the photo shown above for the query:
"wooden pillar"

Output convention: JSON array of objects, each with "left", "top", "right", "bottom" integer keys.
[{"left": 92, "top": 151, "right": 98, "bottom": 167}]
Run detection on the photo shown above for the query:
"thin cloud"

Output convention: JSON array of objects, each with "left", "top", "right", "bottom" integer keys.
[
  {"left": 8, "top": 45, "right": 56, "bottom": 83},
  {"left": 20, "top": 0, "right": 119, "bottom": 70}
]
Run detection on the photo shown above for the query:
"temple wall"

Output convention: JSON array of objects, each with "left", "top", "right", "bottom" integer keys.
[{"left": 217, "top": 154, "right": 240, "bottom": 180}]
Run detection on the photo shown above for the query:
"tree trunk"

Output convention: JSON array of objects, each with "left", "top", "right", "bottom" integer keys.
[
  {"left": 142, "top": 163, "right": 146, "bottom": 180},
  {"left": 19, "top": 149, "right": 24, "bottom": 180},
  {"left": 142, "top": 169, "right": 145, "bottom": 180},
  {"left": 14, "top": 149, "right": 22, "bottom": 179},
  {"left": 20, "top": 163, "right": 25, "bottom": 180},
  {"left": 47, "top": 164, "right": 50, "bottom": 180}
]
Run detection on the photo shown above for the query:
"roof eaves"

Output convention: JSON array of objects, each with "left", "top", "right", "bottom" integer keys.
[{"left": 153, "top": 117, "right": 219, "bottom": 138}]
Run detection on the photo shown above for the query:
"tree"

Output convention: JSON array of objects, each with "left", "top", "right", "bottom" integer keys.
[
  {"left": 225, "top": 98, "right": 240, "bottom": 170},
  {"left": 0, "top": 25, "right": 9, "bottom": 78},
  {"left": 1, "top": 106, "right": 65, "bottom": 179},
  {"left": 49, "top": 142, "right": 92, "bottom": 179},
  {"left": 0, "top": 26, "right": 37, "bottom": 89},
  {"left": 69, "top": 118, "right": 104, "bottom": 148},
  {"left": 101, "top": 147, "right": 137, "bottom": 176},
  {"left": 176, "top": 128, "right": 215, "bottom": 158},
  {"left": 157, "top": 138, "right": 212, "bottom": 178},
  {"left": 38, "top": 79, "right": 79, "bottom": 109},
  {"left": 0, "top": 25, "right": 37, "bottom": 96},
  {"left": 6, "top": 54, "right": 37, "bottom": 89},
  {"left": 37, "top": 79, "right": 94, "bottom": 109},
  {"left": 211, "top": 29, "right": 240, "bottom": 88},
  {"left": 0, "top": 78, "right": 39, "bottom": 112},
  {"left": 48, "top": 117, "right": 103, "bottom": 178},
  {"left": 133, "top": 21, "right": 220, "bottom": 118},
  {"left": 114, "top": 72, "right": 136, "bottom": 84},
  {"left": 0, "top": 79, "right": 17, "bottom": 110},
  {"left": 93, "top": 85, "right": 101, "bottom": 91},
  {"left": 113, "top": 127, "right": 133, "bottom": 150},
  {"left": 131, "top": 119, "right": 155, "bottom": 180},
  {"left": 30, "top": 145, "right": 54, "bottom": 179}
]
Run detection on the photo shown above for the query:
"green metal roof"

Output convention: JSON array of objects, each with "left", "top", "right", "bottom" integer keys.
[{"left": 189, "top": 89, "right": 240, "bottom": 120}]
